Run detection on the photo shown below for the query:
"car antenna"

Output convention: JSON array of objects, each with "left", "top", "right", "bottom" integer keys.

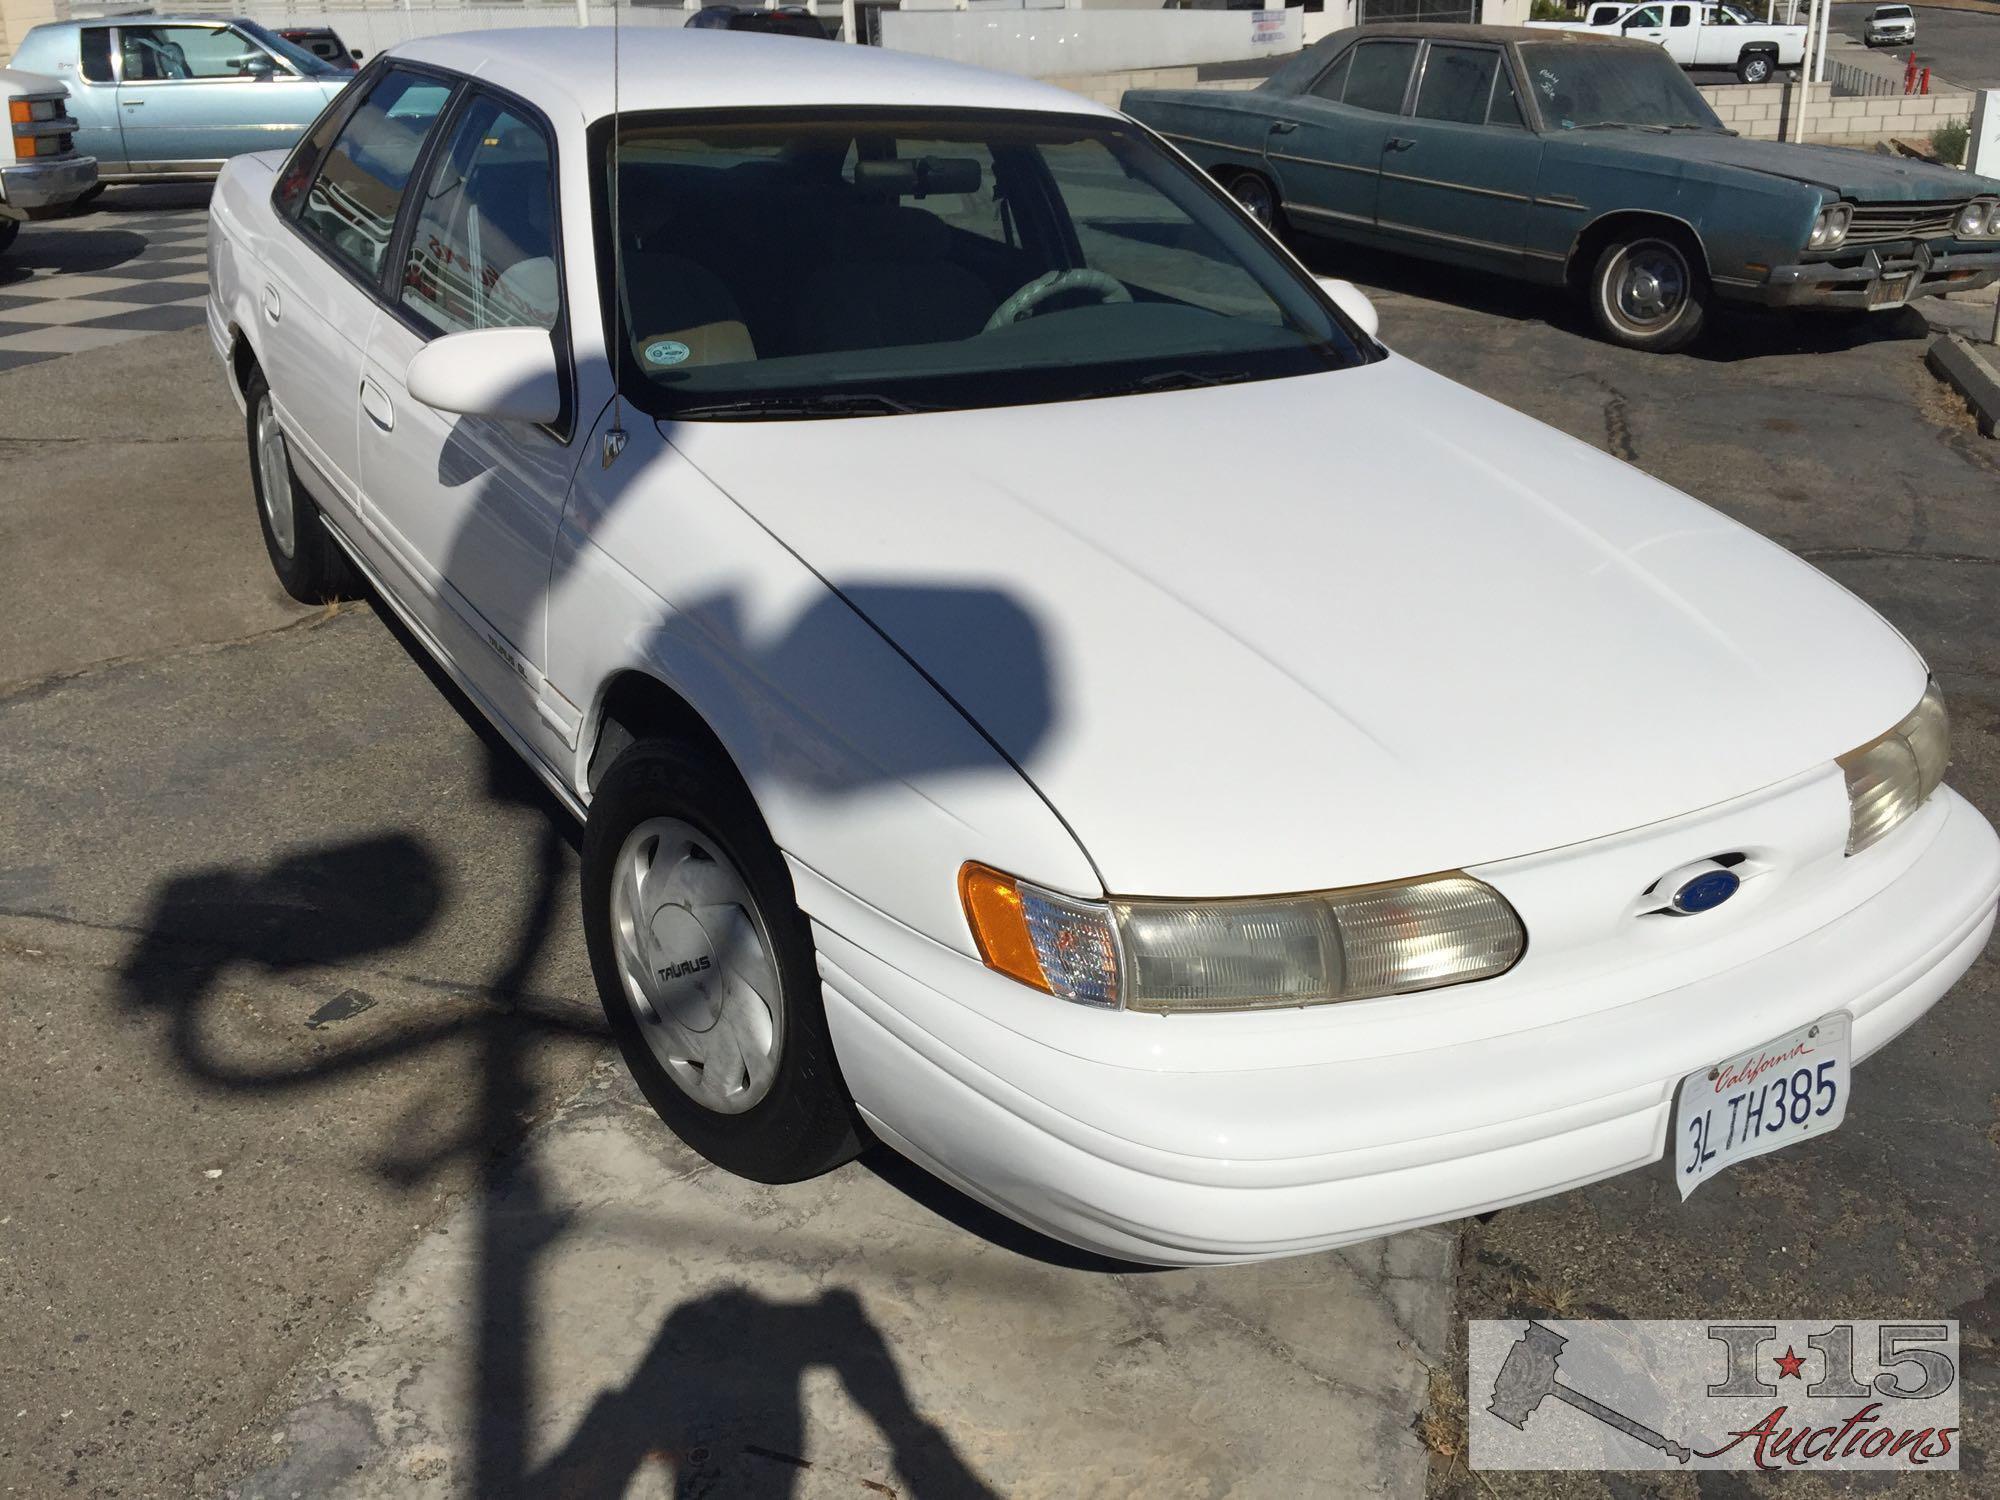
[{"left": 602, "top": 0, "right": 629, "bottom": 468}]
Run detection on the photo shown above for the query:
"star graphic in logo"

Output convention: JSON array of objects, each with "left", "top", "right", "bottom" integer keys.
[{"left": 1774, "top": 1346, "right": 1807, "bottom": 1380}]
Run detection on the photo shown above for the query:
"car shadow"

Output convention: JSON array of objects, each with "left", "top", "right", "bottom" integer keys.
[{"left": 1286, "top": 235, "right": 1936, "bottom": 362}]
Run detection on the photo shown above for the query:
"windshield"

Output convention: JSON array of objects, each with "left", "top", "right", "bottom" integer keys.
[
  {"left": 1518, "top": 43, "right": 1725, "bottom": 130},
  {"left": 1873, "top": 6, "right": 1911, "bottom": 16},
  {"left": 237, "top": 20, "right": 340, "bottom": 77},
  {"left": 596, "top": 110, "right": 1374, "bottom": 420}
]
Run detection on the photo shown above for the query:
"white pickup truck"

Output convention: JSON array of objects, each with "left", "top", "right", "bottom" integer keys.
[
  {"left": 0, "top": 66, "right": 98, "bottom": 257},
  {"left": 1530, "top": 3, "right": 1806, "bottom": 83}
]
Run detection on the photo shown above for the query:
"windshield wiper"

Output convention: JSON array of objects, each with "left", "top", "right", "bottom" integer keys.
[
  {"left": 1077, "top": 368, "right": 1260, "bottom": 400},
  {"left": 666, "top": 392, "right": 935, "bottom": 420}
]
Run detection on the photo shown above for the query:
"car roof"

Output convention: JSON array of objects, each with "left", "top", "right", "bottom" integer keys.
[
  {"left": 1315, "top": 21, "right": 1653, "bottom": 46},
  {"left": 387, "top": 27, "right": 1117, "bottom": 125}
]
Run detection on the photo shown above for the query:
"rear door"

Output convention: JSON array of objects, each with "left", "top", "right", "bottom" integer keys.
[
  {"left": 1263, "top": 37, "right": 1419, "bottom": 237},
  {"left": 1374, "top": 42, "right": 1543, "bottom": 270},
  {"left": 358, "top": 87, "right": 578, "bottom": 745},
  {"left": 261, "top": 65, "right": 456, "bottom": 529}
]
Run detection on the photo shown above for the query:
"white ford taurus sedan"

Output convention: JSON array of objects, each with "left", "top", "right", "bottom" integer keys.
[{"left": 207, "top": 27, "right": 1999, "bottom": 1264}]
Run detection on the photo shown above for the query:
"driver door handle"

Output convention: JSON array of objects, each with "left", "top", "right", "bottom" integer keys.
[
  {"left": 261, "top": 284, "right": 282, "bottom": 323},
  {"left": 1386, "top": 137, "right": 1417, "bottom": 151},
  {"left": 1268, "top": 120, "right": 1298, "bottom": 136},
  {"left": 359, "top": 377, "right": 394, "bottom": 432}
]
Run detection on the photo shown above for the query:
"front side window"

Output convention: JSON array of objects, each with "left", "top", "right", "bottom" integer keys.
[
  {"left": 1490, "top": 63, "right": 1527, "bottom": 128},
  {"left": 603, "top": 111, "right": 1373, "bottom": 420},
  {"left": 1343, "top": 41, "right": 1419, "bottom": 115},
  {"left": 298, "top": 68, "right": 454, "bottom": 280},
  {"left": 1520, "top": 42, "right": 1724, "bottom": 130},
  {"left": 117, "top": 25, "right": 279, "bottom": 82},
  {"left": 401, "top": 96, "right": 559, "bottom": 334},
  {"left": 1414, "top": 46, "right": 1501, "bottom": 125},
  {"left": 1622, "top": 5, "right": 1666, "bottom": 24}
]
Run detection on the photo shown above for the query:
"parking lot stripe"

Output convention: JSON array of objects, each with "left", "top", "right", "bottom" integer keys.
[
  {"left": 0, "top": 326, "right": 153, "bottom": 354},
  {"left": 0, "top": 299, "right": 152, "bottom": 326}
]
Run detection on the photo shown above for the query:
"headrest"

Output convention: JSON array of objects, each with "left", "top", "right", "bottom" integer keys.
[
  {"left": 827, "top": 204, "right": 953, "bottom": 262},
  {"left": 851, "top": 156, "right": 983, "bottom": 201}
]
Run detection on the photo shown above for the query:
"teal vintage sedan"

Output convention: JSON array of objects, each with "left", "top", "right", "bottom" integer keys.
[
  {"left": 11, "top": 17, "right": 349, "bottom": 183},
  {"left": 1123, "top": 24, "right": 2000, "bottom": 351}
]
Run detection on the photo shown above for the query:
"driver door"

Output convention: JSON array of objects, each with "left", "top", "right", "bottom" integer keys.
[{"left": 112, "top": 23, "right": 332, "bottom": 168}]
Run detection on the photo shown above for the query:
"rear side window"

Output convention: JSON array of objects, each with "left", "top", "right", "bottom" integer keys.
[
  {"left": 298, "top": 68, "right": 454, "bottom": 281},
  {"left": 79, "top": 28, "right": 114, "bottom": 83},
  {"left": 1414, "top": 45, "right": 1500, "bottom": 125},
  {"left": 401, "top": 95, "right": 559, "bottom": 334},
  {"left": 1670, "top": 4, "right": 1694, "bottom": 24},
  {"left": 1307, "top": 48, "right": 1353, "bottom": 104},
  {"left": 1343, "top": 41, "right": 1418, "bottom": 115}
]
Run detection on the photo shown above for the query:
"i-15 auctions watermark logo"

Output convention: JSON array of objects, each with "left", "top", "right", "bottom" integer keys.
[{"left": 1470, "top": 1320, "right": 1958, "bottom": 1471}]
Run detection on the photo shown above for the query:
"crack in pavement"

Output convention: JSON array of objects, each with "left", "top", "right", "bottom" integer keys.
[
  {"left": 0, "top": 601, "right": 347, "bottom": 705},
  {"left": 0, "top": 909, "right": 596, "bottom": 1020}
]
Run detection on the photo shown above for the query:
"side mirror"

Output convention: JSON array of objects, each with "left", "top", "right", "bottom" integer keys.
[
  {"left": 406, "top": 327, "right": 562, "bottom": 425},
  {"left": 350, "top": 48, "right": 363, "bottom": 59},
  {"left": 1315, "top": 275, "right": 1379, "bottom": 341}
]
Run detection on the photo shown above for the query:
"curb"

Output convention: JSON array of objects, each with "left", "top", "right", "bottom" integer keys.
[{"left": 1926, "top": 332, "right": 2000, "bottom": 437}]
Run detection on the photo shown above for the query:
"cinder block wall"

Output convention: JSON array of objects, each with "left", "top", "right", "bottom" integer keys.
[{"left": 1696, "top": 80, "right": 1975, "bottom": 147}]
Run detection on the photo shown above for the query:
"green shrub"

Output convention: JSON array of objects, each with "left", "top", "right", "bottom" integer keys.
[
  {"left": 1529, "top": 0, "right": 1580, "bottom": 17},
  {"left": 1932, "top": 118, "right": 1968, "bottom": 166}
]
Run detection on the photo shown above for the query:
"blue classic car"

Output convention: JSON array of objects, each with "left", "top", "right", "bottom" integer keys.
[
  {"left": 1123, "top": 25, "right": 2000, "bottom": 351},
  {"left": 10, "top": 17, "right": 350, "bottom": 183}
]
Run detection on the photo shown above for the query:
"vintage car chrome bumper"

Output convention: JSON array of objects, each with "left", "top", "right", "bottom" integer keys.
[
  {"left": 1736, "top": 242, "right": 2000, "bottom": 310},
  {"left": 0, "top": 155, "right": 97, "bottom": 219}
]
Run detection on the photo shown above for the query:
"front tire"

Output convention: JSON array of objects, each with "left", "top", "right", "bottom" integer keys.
[
  {"left": 1587, "top": 233, "right": 1710, "bottom": 353},
  {"left": 1226, "top": 170, "right": 1286, "bottom": 235},
  {"left": 243, "top": 368, "right": 358, "bottom": 602},
  {"left": 582, "top": 738, "right": 862, "bottom": 1183}
]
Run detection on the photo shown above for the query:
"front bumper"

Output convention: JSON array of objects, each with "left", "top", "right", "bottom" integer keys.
[
  {"left": 803, "top": 786, "right": 1998, "bottom": 1265},
  {"left": 1734, "top": 242, "right": 2000, "bottom": 310},
  {"left": 0, "top": 155, "right": 98, "bottom": 219}
]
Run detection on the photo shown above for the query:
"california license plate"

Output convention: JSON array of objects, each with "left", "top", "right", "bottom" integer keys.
[
  {"left": 1866, "top": 274, "right": 1912, "bottom": 310},
  {"left": 1674, "top": 1013, "right": 1850, "bottom": 1199}
]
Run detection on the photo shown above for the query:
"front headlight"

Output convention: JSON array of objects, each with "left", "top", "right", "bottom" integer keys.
[
  {"left": 961, "top": 863, "right": 1525, "bottom": 1013},
  {"left": 1809, "top": 204, "right": 1852, "bottom": 250},
  {"left": 1838, "top": 680, "right": 1949, "bottom": 855},
  {"left": 1954, "top": 200, "right": 1990, "bottom": 239}
]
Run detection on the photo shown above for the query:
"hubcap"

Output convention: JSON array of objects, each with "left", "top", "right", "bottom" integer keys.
[
  {"left": 255, "top": 395, "right": 296, "bottom": 560},
  {"left": 610, "top": 818, "right": 783, "bottom": 1115},
  {"left": 1610, "top": 241, "right": 1689, "bottom": 330},
  {"left": 1233, "top": 178, "right": 1273, "bottom": 225}
]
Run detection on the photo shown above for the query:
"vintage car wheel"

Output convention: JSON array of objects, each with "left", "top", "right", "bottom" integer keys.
[
  {"left": 1737, "top": 50, "right": 1776, "bottom": 83},
  {"left": 1226, "top": 171, "right": 1284, "bottom": 232},
  {"left": 582, "top": 736, "right": 863, "bottom": 1183},
  {"left": 242, "top": 368, "right": 360, "bottom": 602},
  {"left": 1588, "top": 234, "right": 1709, "bottom": 353},
  {"left": 0, "top": 220, "right": 18, "bottom": 256}
]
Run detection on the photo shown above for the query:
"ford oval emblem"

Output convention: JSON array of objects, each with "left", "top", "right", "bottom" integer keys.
[{"left": 1671, "top": 868, "right": 1741, "bottom": 915}]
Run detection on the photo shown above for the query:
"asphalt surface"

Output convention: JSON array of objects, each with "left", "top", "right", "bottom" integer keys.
[
  {"left": 3, "top": 183, "right": 1998, "bottom": 1499},
  {"left": 1832, "top": 2, "right": 2000, "bottom": 89},
  {"left": 1281, "top": 233, "right": 2000, "bottom": 1497}
]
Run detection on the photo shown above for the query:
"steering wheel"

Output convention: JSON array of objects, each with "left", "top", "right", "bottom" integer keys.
[{"left": 983, "top": 269, "right": 1131, "bottom": 332}]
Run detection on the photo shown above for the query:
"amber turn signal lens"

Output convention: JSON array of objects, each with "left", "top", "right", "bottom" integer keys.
[
  {"left": 958, "top": 863, "right": 1050, "bottom": 994},
  {"left": 12, "top": 133, "right": 38, "bottom": 158},
  {"left": 8, "top": 100, "right": 32, "bottom": 124}
]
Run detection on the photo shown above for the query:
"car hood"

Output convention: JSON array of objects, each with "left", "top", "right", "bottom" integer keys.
[
  {"left": 664, "top": 356, "right": 1923, "bottom": 896},
  {"left": 1607, "top": 130, "right": 2000, "bottom": 201}
]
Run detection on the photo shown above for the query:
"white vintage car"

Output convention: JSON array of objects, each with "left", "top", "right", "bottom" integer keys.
[{"left": 207, "top": 28, "right": 1998, "bottom": 1264}]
